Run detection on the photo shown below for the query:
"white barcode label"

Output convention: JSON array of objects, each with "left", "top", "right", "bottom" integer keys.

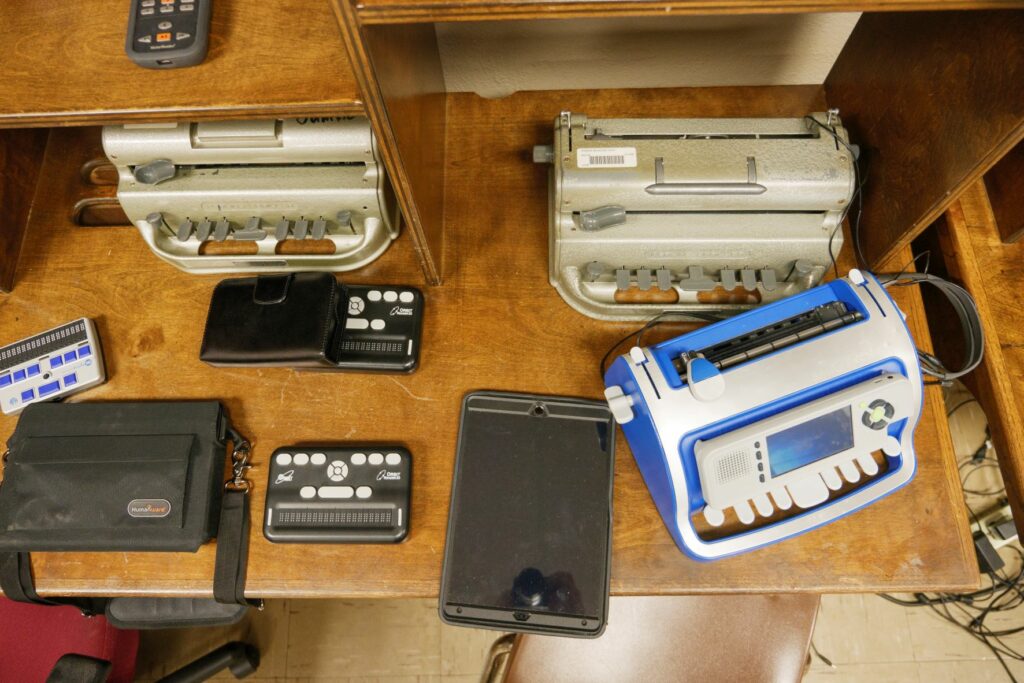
[{"left": 577, "top": 147, "right": 637, "bottom": 169}]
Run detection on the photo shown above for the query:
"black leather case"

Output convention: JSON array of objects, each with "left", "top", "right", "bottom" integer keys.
[{"left": 200, "top": 273, "right": 347, "bottom": 368}]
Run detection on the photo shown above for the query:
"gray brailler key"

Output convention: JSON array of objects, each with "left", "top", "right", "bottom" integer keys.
[
  {"left": 615, "top": 268, "right": 630, "bottom": 290},
  {"left": 176, "top": 218, "right": 194, "bottom": 242},
  {"left": 637, "top": 268, "right": 652, "bottom": 291},
  {"left": 656, "top": 268, "right": 673, "bottom": 291},
  {"left": 336, "top": 210, "right": 352, "bottom": 232},
  {"left": 233, "top": 217, "right": 266, "bottom": 241},
  {"left": 721, "top": 269, "right": 738, "bottom": 290},
  {"left": 760, "top": 268, "right": 778, "bottom": 291},
  {"left": 196, "top": 219, "right": 213, "bottom": 241},
  {"left": 312, "top": 217, "right": 328, "bottom": 240},
  {"left": 740, "top": 268, "right": 757, "bottom": 291},
  {"left": 275, "top": 219, "right": 290, "bottom": 241},
  {"left": 294, "top": 218, "right": 310, "bottom": 240},
  {"left": 214, "top": 219, "right": 231, "bottom": 241}
]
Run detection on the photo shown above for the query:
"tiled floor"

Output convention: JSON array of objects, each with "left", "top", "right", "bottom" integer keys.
[{"left": 136, "top": 384, "right": 1023, "bottom": 682}]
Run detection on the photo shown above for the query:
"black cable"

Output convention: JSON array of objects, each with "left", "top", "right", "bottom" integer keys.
[
  {"left": 948, "top": 398, "right": 979, "bottom": 418},
  {"left": 877, "top": 271, "right": 985, "bottom": 384},
  {"left": 597, "top": 311, "right": 724, "bottom": 380}
]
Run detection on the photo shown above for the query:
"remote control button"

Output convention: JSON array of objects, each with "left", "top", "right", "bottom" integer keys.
[
  {"left": 64, "top": 350, "right": 77, "bottom": 363},
  {"left": 49, "top": 356, "right": 63, "bottom": 369},
  {"left": 137, "top": 35, "right": 153, "bottom": 44},
  {"left": 181, "top": 2, "right": 194, "bottom": 9},
  {"left": 0, "top": 374, "right": 10, "bottom": 387},
  {"left": 158, "top": 20, "right": 172, "bottom": 29},
  {"left": 385, "top": 452, "right": 402, "bottom": 466},
  {"left": 383, "top": 291, "right": 398, "bottom": 302},
  {"left": 345, "top": 318, "right": 369, "bottom": 330},
  {"left": 370, "top": 319, "right": 385, "bottom": 330},
  {"left": 350, "top": 453, "right": 366, "bottom": 465},
  {"left": 276, "top": 453, "right": 292, "bottom": 466},
  {"left": 12, "top": 369, "right": 26, "bottom": 382},
  {"left": 141, "top": 7, "right": 155, "bottom": 14},
  {"left": 368, "top": 453, "right": 384, "bottom": 466},
  {"left": 319, "top": 486, "right": 354, "bottom": 499},
  {"left": 176, "top": 32, "right": 191, "bottom": 40},
  {"left": 156, "top": 32, "right": 172, "bottom": 41},
  {"left": 293, "top": 453, "right": 309, "bottom": 466},
  {"left": 399, "top": 291, "right": 414, "bottom": 303},
  {"left": 356, "top": 486, "right": 372, "bottom": 499},
  {"left": 311, "top": 452, "right": 326, "bottom": 466},
  {"left": 21, "top": 389, "right": 34, "bottom": 401},
  {"left": 26, "top": 364, "right": 40, "bottom": 377},
  {"left": 368, "top": 290, "right": 382, "bottom": 302},
  {"left": 63, "top": 373, "right": 77, "bottom": 387},
  {"left": 327, "top": 461, "right": 349, "bottom": 482},
  {"left": 79, "top": 345, "right": 92, "bottom": 357},
  {"left": 348, "top": 296, "right": 365, "bottom": 315},
  {"left": 299, "top": 486, "right": 316, "bottom": 500},
  {"left": 159, "top": 6, "right": 173, "bottom": 13},
  {"left": 142, "top": 0, "right": 155, "bottom": 5}
]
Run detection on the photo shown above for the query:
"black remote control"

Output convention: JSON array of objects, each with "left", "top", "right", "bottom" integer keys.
[
  {"left": 126, "top": 0, "right": 211, "bottom": 69},
  {"left": 264, "top": 446, "right": 411, "bottom": 544},
  {"left": 337, "top": 285, "right": 424, "bottom": 374}
]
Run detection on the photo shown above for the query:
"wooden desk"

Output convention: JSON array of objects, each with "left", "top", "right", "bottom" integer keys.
[{"left": 0, "top": 86, "right": 977, "bottom": 597}]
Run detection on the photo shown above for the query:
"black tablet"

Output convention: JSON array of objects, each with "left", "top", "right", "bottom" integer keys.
[{"left": 439, "top": 391, "right": 615, "bottom": 637}]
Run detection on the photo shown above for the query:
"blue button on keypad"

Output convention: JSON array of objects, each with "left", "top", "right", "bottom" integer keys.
[
  {"left": 0, "top": 374, "right": 10, "bottom": 387},
  {"left": 64, "top": 350, "right": 77, "bottom": 363},
  {"left": 13, "top": 369, "right": 26, "bottom": 382},
  {"left": 26, "top": 364, "right": 40, "bottom": 377},
  {"left": 21, "top": 389, "right": 34, "bottom": 401},
  {"left": 79, "top": 345, "right": 92, "bottom": 357},
  {"left": 50, "top": 356, "right": 64, "bottom": 369},
  {"left": 64, "top": 373, "right": 78, "bottom": 386},
  {"left": 38, "top": 380, "right": 60, "bottom": 397}
]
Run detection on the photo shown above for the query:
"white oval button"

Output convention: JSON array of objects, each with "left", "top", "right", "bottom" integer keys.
[
  {"left": 318, "top": 486, "right": 354, "bottom": 499},
  {"left": 311, "top": 453, "right": 326, "bottom": 466},
  {"left": 356, "top": 486, "right": 372, "bottom": 499},
  {"left": 383, "top": 291, "right": 398, "bottom": 302},
  {"left": 385, "top": 452, "right": 402, "bottom": 466},
  {"left": 368, "top": 290, "right": 382, "bottom": 301},
  {"left": 299, "top": 486, "right": 316, "bottom": 499},
  {"left": 368, "top": 453, "right": 384, "bottom": 466},
  {"left": 370, "top": 319, "right": 385, "bottom": 330},
  {"left": 399, "top": 291, "right": 414, "bottom": 303},
  {"left": 351, "top": 453, "right": 366, "bottom": 465},
  {"left": 293, "top": 453, "right": 309, "bottom": 466},
  {"left": 275, "top": 453, "right": 292, "bottom": 466}
]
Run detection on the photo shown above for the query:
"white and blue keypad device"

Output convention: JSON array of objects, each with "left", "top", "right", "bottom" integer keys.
[
  {"left": 603, "top": 270, "right": 923, "bottom": 560},
  {"left": 0, "top": 318, "right": 106, "bottom": 415}
]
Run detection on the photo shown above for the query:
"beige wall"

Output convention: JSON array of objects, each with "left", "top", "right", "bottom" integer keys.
[{"left": 436, "top": 14, "right": 861, "bottom": 98}]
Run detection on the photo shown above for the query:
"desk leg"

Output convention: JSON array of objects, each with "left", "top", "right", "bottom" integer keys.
[{"left": 0, "top": 128, "right": 49, "bottom": 294}]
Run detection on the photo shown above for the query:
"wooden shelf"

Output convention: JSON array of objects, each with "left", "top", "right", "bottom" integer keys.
[
  {"left": 939, "top": 181, "right": 1024, "bottom": 538},
  {"left": 0, "top": 90, "right": 978, "bottom": 598},
  {"left": 353, "top": 0, "right": 1024, "bottom": 26},
  {"left": 0, "top": 0, "right": 363, "bottom": 127}
]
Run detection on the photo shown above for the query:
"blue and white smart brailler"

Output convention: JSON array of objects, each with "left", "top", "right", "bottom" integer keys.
[{"left": 603, "top": 270, "right": 923, "bottom": 560}]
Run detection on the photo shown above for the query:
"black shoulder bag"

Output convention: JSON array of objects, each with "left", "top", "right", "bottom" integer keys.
[{"left": 0, "top": 401, "right": 260, "bottom": 613}]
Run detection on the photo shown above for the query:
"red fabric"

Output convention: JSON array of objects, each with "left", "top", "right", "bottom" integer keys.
[{"left": 0, "top": 598, "right": 138, "bottom": 683}]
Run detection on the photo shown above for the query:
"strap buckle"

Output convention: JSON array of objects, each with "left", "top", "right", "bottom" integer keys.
[{"left": 225, "top": 435, "right": 252, "bottom": 493}]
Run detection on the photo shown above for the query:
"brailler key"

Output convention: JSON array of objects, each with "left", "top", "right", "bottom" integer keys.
[
  {"left": 196, "top": 219, "right": 213, "bottom": 241},
  {"left": 275, "top": 219, "right": 290, "bottom": 241},
  {"left": 637, "top": 269, "right": 652, "bottom": 291},
  {"left": 176, "top": 219, "right": 194, "bottom": 242},
  {"left": 214, "top": 219, "right": 230, "bottom": 241},
  {"left": 656, "top": 268, "right": 673, "bottom": 291},
  {"left": 615, "top": 269, "right": 630, "bottom": 290},
  {"left": 312, "top": 218, "right": 328, "bottom": 240},
  {"left": 294, "top": 219, "right": 310, "bottom": 239},
  {"left": 336, "top": 210, "right": 352, "bottom": 230}
]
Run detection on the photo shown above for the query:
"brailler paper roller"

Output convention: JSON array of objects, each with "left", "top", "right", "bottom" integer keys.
[{"left": 603, "top": 270, "right": 922, "bottom": 559}]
